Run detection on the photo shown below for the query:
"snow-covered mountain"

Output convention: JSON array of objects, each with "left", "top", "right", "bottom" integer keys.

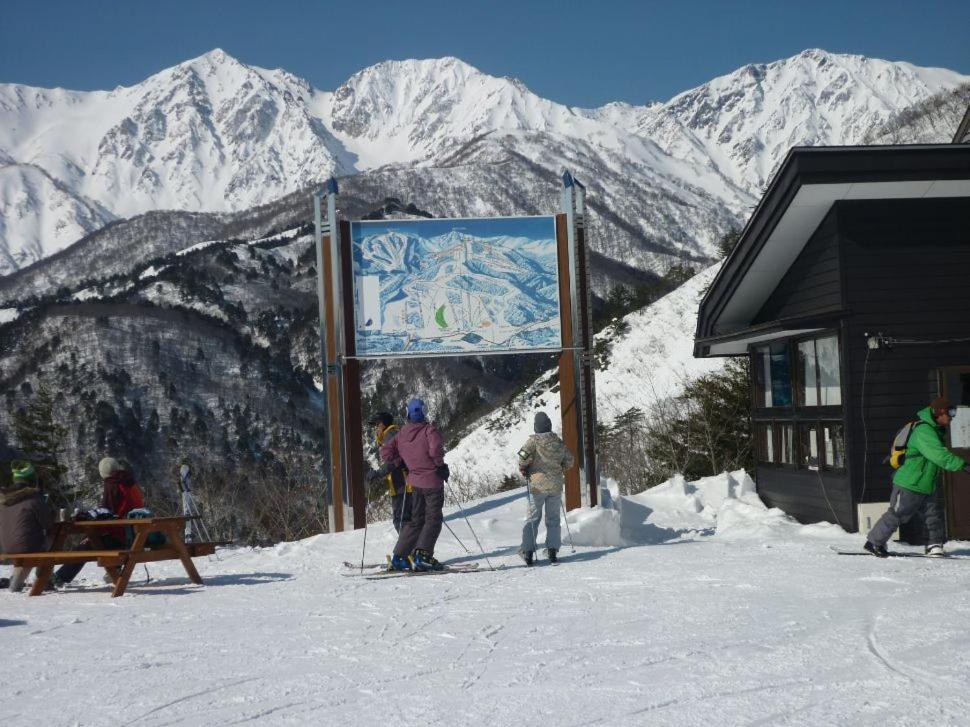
[
  {"left": 448, "top": 265, "right": 724, "bottom": 496},
  {"left": 2, "top": 48, "right": 966, "bottom": 276}
]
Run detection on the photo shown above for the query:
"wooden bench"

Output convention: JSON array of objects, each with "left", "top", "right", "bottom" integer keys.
[{"left": 2, "top": 517, "right": 218, "bottom": 597}]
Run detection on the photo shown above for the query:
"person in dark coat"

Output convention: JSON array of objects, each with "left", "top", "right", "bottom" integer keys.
[
  {"left": 365, "top": 412, "right": 413, "bottom": 533},
  {"left": 0, "top": 461, "right": 55, "bottom": 592},
  {"left": 382, "top": 399, "right": 449, "bottom": 571}
]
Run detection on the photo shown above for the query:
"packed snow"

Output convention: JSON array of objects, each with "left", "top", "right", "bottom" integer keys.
[{"left": 4, "top": 471, "right": 970, "bottom": 726}]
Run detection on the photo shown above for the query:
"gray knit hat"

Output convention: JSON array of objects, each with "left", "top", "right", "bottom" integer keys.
[
  {"left": 534, "top": 411, "right": 552, "bottom": 433},
  {"left": 98, "top": 457, "right": 124, "bottom": 479}
]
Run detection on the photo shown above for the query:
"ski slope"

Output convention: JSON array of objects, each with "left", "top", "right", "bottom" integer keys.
[{"left": 3, "top": 473, "right": 970, "bottom": 726}]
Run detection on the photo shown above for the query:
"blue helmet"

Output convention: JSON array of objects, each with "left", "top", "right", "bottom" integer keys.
[{"left": 406, "top": 399, "right": 427, "bottom": 423}]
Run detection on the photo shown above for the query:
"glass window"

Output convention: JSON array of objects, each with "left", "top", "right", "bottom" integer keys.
[
  {"left": 778, "top": 424, "right": 794, "bottom": 465},
  {"left": 823, "top": 423, "right": 845, "bottom": 470},
  {"left": 798, "top": 424, "right": 820, "bottom": 470},
  {"left": 796, "top": 334, "right": 842, "bottom": 407},
  {"left": 816, "top": 336, "right": 842, "bottom": 406},
  {"left": 757, "top": 343, "right": 792, "bottom": 408},
  {"left": 763, "top": 423, "right": 775, "bottom": 463},
  {"left": 797, "top": 340, "right": 819, "bottom": 407}
]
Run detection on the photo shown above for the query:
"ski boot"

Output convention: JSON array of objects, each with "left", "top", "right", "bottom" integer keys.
[
  {"left": 864, "top": 541, "right": 889, "bottom": 558},
  {"left": 519, "top": 550, "right": 534, "bottom": 567},
  {"left": 925, "top": 544, "right": 947, "bottom": 558},
  {"left": 409, "top": 549, "right": 444, "bottom": 572},
  {"left": 547, "top": 548, "right": 559, "bottom": 564},
  {"left": 387, "top": 554, "right": 412, "bottom": 572}
]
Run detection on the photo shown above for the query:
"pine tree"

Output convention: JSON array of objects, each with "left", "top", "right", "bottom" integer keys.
[{"left": 10, "top": 383, "right": 71, "bottom": 505}]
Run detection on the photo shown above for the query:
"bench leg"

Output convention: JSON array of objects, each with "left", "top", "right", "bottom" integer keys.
[
  {"left": 165, "top": 525, "right": 203, "bottom": 585},
  {"left": 29, "top": 524, "right": 70, "bottom": 596},
  {"left": 29, "top": 566, "right": 53, "bottom": 597},
  {"left": 112, "top": 530, "right": 149, "bottom": 598}
]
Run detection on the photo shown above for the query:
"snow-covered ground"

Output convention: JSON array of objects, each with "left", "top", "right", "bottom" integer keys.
[{"left": 4, "top": 472, "right": 970, "bottom": 726}]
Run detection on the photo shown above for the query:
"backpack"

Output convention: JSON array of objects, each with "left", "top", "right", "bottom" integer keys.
[
  {"left": 125, "top": 508, "right": 167, "bottom": 549},
  {"left": 886, "top": 421, "right": 926, "bottom": 469}
]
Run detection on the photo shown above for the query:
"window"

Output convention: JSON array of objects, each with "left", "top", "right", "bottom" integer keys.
[
  {"left": 752, "top": 333, "right": 845, "bottom": 472},
  {"left": 822, "top": 423, "right": 845, "bottom": 470},
  {"left": 797, "top": 335, "right": 842, "bottom": 407},
  {"left": 778, "top": 424, "right": 794, "bottom": 465},
  {"left": 756, "top": 343, "right": 792, "bottom": 408},
  {"left": 798, "top": 424, "right": 820, "bottom": 469}
]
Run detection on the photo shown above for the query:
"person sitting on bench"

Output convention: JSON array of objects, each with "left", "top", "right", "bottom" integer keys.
[
  {"left": 55, "top": 458, "right": 145, "bottom": 586},
  {"left": 0, "top": 461, "right": 55, "bottom": 592}
]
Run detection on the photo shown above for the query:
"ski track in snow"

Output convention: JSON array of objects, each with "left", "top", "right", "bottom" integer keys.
[{"left": 3, "top": 473, "right": 970, "bottom": 726}]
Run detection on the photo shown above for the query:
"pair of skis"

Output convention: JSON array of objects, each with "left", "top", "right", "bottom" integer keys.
[{"left": 341, "top": 560, "right": 484, "bottom": 580}]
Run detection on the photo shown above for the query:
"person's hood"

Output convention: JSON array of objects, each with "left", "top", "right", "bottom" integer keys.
[
  {"left": 400, "top": 421, "right": 431, "bottom": 444},
  {"left": 0, "top": 486, "right": 40, "bottom": 507},
  {"left": 917, "top": 406, "right": 942, "bottom": 428}
]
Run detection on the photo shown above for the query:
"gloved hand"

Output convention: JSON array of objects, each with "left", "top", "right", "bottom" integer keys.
[{"left": 435, "top": 464, "right": 450, "bottom": 482}]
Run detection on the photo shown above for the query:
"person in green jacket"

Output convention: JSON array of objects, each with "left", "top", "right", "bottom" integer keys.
[{"left": 865, "top": 397, "right": 970, "bottom": 557}]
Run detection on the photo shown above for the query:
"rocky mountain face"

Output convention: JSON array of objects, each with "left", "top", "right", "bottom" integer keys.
[
  {"left": 863, "top": 82, "right": 970, "bottom": 144},
  {"left": 2, "top": 49, "right": 966, "bottom": 276}
]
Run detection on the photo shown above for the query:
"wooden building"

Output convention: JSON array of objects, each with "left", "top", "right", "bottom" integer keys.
[{"left": 694, "top": 145, "right": 970, "bottom": 538}]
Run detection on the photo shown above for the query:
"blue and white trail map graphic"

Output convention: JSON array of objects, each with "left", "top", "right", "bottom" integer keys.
[{"left": 350, "top": 216, "right": 562, "bottom": 357}]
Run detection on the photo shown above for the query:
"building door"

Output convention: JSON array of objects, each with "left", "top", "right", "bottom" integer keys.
[{"left": 940, "top": 368, "right": 970, "bottom": 540}]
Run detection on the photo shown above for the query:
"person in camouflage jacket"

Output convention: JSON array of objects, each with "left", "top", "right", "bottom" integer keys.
[{"left": 517, "top": 411, "right": 575, "bottom": 565}]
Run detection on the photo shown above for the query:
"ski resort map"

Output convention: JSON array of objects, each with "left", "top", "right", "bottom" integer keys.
[{"left": 350, "top": 216, "right": 562, "bottom": 357}]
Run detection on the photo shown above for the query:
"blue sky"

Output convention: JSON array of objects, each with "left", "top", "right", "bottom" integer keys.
[{"left": 1, "top": 1, "right": 967, "bottom": 106}]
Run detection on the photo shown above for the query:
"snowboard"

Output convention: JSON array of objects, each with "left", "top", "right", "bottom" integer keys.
[{"left": 830, "top": 546, "right": 969, "bottom": 559}]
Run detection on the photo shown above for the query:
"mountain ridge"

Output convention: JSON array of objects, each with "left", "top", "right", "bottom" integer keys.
[{"left": 2, "top": 48, "right": 966, "bottom": 276}]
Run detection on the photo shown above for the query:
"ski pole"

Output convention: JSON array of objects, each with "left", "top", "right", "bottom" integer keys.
[
  {"left": 560, "top": 497, "right": 576, "bottom": 553},
  {"left": 445, "top": 482, "right": 495, "bottom": 571},
  {"left": 360, "top": 498, "right": 369, "bottom": 573},
  {"left": 443, "top": 519, "right": 471, "bottom": 554}
]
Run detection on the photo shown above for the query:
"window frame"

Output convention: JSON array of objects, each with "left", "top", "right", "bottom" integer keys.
[{"left": 749, "top": 330, "right": 846, "bottom": 473}]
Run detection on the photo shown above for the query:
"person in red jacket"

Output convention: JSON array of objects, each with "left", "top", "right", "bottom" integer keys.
[
  {"left": 54, "top": 457, "right": 145, "bottom": 586},
  {"left": 383, "top": 399, "right": 449, "bottom": 571}
]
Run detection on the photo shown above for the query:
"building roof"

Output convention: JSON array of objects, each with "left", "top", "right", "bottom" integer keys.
[{"left": 695, "top": 145, "right": 970, "bottom": 357}]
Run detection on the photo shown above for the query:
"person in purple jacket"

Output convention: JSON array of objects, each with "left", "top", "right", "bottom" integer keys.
[{"left": 382, "top": 399, "right": 449, "bottom": 571}]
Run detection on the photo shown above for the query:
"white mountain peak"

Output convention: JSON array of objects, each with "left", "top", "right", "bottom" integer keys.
[{"left": 1, "top": 49, "right": 967, "bottom": 277}]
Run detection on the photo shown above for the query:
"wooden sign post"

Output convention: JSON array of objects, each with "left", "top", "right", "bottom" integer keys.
[{"left": 313, "top": 174, "right": 600, "bottom": 532}]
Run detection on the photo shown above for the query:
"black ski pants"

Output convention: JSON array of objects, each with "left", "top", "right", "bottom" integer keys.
[
  {"left": 393, "top": 487, "right": 444, "bottom": 557},
  {"left": 867, "top": 484, "right": 945, "bottom": 548},
  {"left": 55, "top": 535, "right": 125, "bottom": 583}
]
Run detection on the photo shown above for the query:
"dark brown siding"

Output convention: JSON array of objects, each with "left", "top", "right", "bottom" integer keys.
[
  {"left": 753, "top": 208, "right": 842, "bottom": 324},
  {"left": 756, "top": 468, "right": 854, "bottom": 527},
  {"left": 841, "top": 197, "right": 970, "bottom": 539}
]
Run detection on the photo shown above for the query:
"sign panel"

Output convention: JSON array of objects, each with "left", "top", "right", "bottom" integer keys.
[{"left": 350, "top": 216, "right": 562, "bottom": 357}]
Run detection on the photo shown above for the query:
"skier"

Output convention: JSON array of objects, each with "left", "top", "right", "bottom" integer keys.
[
  {"left": 0, "top": 461, "right": 55, "bottom": 592},
  {"left": 55, "top": 457, "right": 145, "bottom": 585},
  {"left": 518, "top": 411, "right": 575, "bottom": 565},
  {"left": 383, "top": 399, "right": 449, "bottom": 571},
  {"left": 865, "top": 398, "right": 970, "bottom": 557},
  {"left": 365, "top": 411, "right": 413, "bottom": 533}
]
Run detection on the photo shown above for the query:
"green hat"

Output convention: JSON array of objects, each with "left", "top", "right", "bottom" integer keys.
[{"left": 11, "top": 460, "right": 36, "bottom": 483}]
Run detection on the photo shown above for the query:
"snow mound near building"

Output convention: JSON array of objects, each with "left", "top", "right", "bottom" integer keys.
[{"left": 611, "top": 470, "right": 843, "bottom": 545}]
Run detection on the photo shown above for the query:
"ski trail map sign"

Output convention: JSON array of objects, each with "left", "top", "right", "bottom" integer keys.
[{"left": 350, "top": 216, "right": 562, "bottom": 357}]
